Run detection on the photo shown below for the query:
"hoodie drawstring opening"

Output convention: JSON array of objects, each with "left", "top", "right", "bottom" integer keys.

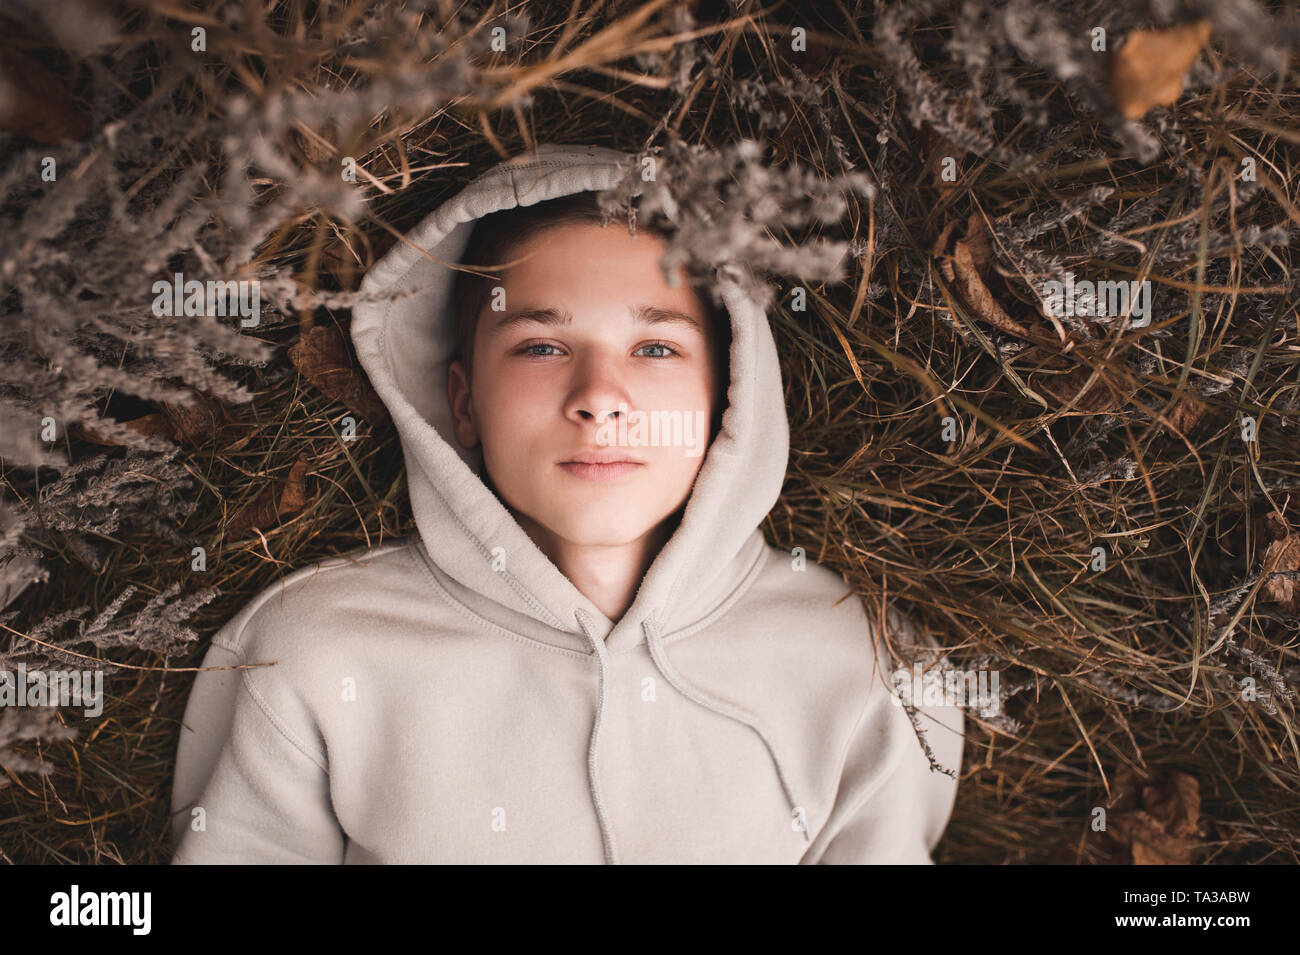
[{"left": 574, "top": 610, "right": 813, "bottom": 863}]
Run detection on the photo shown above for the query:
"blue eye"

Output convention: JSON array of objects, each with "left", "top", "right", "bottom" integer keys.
[
  {"left": 518, "top": 343, "right": 562, "bottom": 357},
  {"left": 636, "top": 341, "right": 680, "bottom": 358}
]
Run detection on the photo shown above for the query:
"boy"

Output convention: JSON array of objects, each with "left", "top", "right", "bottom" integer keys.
[
  {"left": 444, "top": 188, "right": 731, "bottom": 622},
  {"left": 170, "top": 142, "right": 963, "bottom": 863}
]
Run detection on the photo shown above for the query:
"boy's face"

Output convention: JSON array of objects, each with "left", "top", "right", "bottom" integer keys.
[{"left": 447, "top": 221, "right": 724, "bottom": 552}]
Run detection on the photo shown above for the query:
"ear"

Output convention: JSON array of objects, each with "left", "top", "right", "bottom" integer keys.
[{"left": 446, "top": 358, "right": 480, "bottom": 450}]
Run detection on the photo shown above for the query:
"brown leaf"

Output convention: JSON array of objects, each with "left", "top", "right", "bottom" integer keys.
[
  {"left": 1257, "top": 512, "right": 1300, "bottom": 614},
  {"left": 70, "top": 391, "right": 233, "bottom": 448},
  {"left": 1142, "top": 769, "right": 1202, "bottom": 833},
  {"left": 227, "top": 486, "right": 277, "bottom": 540},
  {"left": 0, "top": 48, "right": 91, "bottom": 143},
  {"left": 276, "top": 454, "right": 311, "bottom": 517},
  {"left": 961, "top": 212, "right": 995, "bottom": 275},
  {"left": 227, "top": 454, "right": 312, "bottom": 539},
  {"left": 1167, "top": 391, "right": 1211, "bottom": 433},
  {"left": 1109, "top": 20, "right": 1213, "bottom": 120},
  {"left": 1106, "top": 766, "right": 1204, "bottom": 865},
  {"left": 935, "top": 215, "right": 1066, "bottom": 348},
  {"left": 1119, "top": 811, "right": 1198, "bottom": 865},
  {"left": 932, "top": 220, "right": 961, "bottom": 275},
  {"left": 162, "top": 391, "right": 233, "bottom": 446},
  {"left": 1035, "top": 364, "right": 1136, "bottom": 413},
  {"left": 288, "top": 324, "right": 389, "bottom": 424},
  {"left": 71, "top": 413, "right": 175, "bottom": 447},
  {"left": 950, "top": 238, "right": 1033, "bottom": 339}
]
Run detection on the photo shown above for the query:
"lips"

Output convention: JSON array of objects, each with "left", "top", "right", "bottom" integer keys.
[{"left": 557, "top": 450, "right": 644, "bottom": 482}]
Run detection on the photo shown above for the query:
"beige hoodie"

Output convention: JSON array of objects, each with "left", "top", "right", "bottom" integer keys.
[{"left": 169, "top": 142, "right": 964, "bottom": 863}]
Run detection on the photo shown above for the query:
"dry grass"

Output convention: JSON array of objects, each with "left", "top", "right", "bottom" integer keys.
[{"left": 1, "top": 0, "right": 1297, "bottom": 863}]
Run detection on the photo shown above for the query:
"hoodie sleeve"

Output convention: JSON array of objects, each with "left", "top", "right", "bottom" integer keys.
[
  {"left": 800, "top": 609, "right": 964, "bottom": 865},
  {"left": 171, "top": 624, "right": 346, "bottom": 864}
]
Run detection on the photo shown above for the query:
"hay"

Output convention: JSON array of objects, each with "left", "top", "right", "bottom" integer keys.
[{"left": 1, "top": 0, "right": 1297, "bottom": 863}]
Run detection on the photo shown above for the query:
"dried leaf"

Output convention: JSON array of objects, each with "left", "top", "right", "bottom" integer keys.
[
  {"left": 1109, "top": 20, "right": 1214, "bottom": 120},
  {"left": 69, "top": 391, "right": 232, "bottom": 448},
  {"left": 1166, "top": 391, "right": 1211, "bottom": 434},
  {"left": 1119, "top": 810, "right": 1198, "bottom": 864},
  {"left": 932, "top": 219, "right": 961, "bottom": 274},
  {"left": 227, "top": 454, "right": 313, "bottom": 539},
  {"left": 1107, "top": 765, "right": 1205, "bottom": 865},
  {"left": 935, "top": 215, "right": 1061, "bottom": 346},
  {"left": 1035, "top": 364, "right": 1135, "bottom": 413},
  {"left": 949, "top": 235, "right": 1032, "bottom": 338},
  {"left": 1258, "top": 512, "right": 1300, "bottom": 613},
  {"left": 276, "top": 454, "right": 311, "bottom": 518},
  {"left": 288, "top": 324, "right": 388, "bottom": 423},
  {"left": 71, "top": 413, "right": 175, "bottom": 446},
  {"left": 227, "top": 485, "right": 277, "bottom": 540},
  {"left": 0, "top": 48, "right": 92, "bottom": 143},
  {"left": 162, "top": 391, "right": 232, "bottom": 446},
  {"left": 961, "top": 212, "right": 994, "bottom": 275}
]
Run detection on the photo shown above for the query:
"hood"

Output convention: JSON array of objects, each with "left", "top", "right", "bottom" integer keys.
[{"left": 352, "top": 142, "right": 790, "bottom": 654}]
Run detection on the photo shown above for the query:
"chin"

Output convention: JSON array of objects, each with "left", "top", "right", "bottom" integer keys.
[{"left": 535, "top": 508, "right": 656, "bottom": 546}]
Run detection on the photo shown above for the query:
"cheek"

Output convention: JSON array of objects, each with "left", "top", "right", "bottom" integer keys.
[
  {"left": 660, "top": 367, "right": 715, "bottom": 414},
  {"left": 475, "top": 369, "right": 553, "bottom": 438}
]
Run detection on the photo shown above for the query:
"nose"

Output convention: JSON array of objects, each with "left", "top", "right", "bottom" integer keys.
[{"left": 563, "top": 351, "right": 630, "bottom": 428}]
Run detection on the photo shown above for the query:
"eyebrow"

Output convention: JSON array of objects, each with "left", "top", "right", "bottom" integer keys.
[{"left": 487, "top": 303, "right": 704, "bottom": 336}]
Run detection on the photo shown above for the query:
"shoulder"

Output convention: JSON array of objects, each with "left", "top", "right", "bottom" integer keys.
[
  {"left": 740, "top": 541, "right": 945, "bottom": 688},
  {"left": 212, "top": 538, "right": 425, "bottom": 663},
  {"left": 191, "top": 539, "right": 428, "bottom": 761},
  {"left": 747, "top": 541, "right": 876, "bottom": 639}
]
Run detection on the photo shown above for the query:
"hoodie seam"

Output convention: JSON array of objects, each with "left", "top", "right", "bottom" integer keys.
[
  {"left": 648, "top": 537, "right": 771, "bottom": 651},
  {"left": 421, "top": 466, "right": 569, "bottom": 629},
  {"left": 811, "top": 681, "right": 883, "bottom": 845},
  {"left": 501, "top": 156, "right": 624, "bottom": 180},
  {"left": 239, "top": 668, "right": 331, "bottom": 774},
  {"left": 506, "top": 157, "right": 585, "bottom": 184},
  {"left": 210, "top": 540, "right": 412, "bottom": 658},
  {"left": 197, "top": 542, "right": 413, "bottom": 776},
  {"left": 817, "top": 661, "right": 913, "bottom": 847},
  {"left": 409, "top": 539, "right": 592, "bottom": 661},
  {"left": 211, "top": 635, "right": 331, "bottom": 774}
]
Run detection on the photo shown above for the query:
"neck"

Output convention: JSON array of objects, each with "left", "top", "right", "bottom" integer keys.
[{"left": 511, "top": 510, "right": 680, "bottom": 623}]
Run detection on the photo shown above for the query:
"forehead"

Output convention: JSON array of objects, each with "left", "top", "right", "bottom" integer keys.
[
  {"left": 487, "top": 303, "right": 706, "bottom": 338},
  {"left": 501, "top": 222, "right": 683, "bottom": 289},
  {"left": 484, "top": 222, "right": 714, "bottom": 331}
]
